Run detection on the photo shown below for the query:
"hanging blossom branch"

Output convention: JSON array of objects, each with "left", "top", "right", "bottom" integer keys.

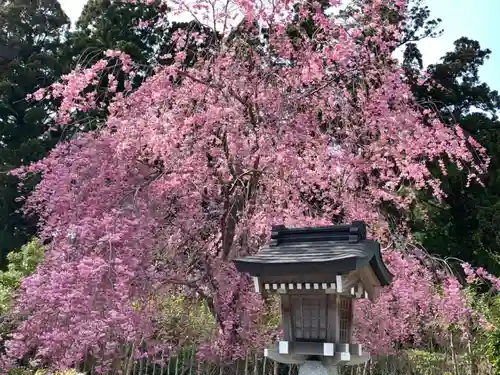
[{"left": 26, "top": 50, "right": 135, "bottom": 126}]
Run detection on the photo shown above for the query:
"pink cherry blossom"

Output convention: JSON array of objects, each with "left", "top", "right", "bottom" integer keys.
[{"left": 3, "top": 0, "right": 497, "bottom": 371}]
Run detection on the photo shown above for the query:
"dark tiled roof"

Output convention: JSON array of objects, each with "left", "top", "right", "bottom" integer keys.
[
  {"left": 237, "top": 240, "right": 376, "bottom": 264},
  {"left": 233, "top": 222, "right": 392, "bottom": 286}
]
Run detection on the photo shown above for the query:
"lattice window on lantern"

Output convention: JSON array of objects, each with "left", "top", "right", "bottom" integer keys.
[
  {"left": 339, "top": 296, "right": 352, "bottom": 343},
  {"left": 291, "top": 295, "right": 328, "bottom": 341}
]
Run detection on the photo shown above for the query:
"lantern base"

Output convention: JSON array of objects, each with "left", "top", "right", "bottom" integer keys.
[{"left": 298, "top": 361, "right": 338, "bottom": 375}]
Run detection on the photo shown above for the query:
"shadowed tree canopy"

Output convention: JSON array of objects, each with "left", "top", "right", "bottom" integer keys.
[
  {"left": 405, "top": 37, "right": 500, "bottom": 274},
  {"left": 0, "top": 0, "right": 70, "bottom": 268},
  {"left": 70, "top": 0, "right": 171, "bottom": 66}
]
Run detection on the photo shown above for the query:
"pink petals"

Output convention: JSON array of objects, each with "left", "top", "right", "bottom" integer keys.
[{"left": 4, "top": 0, "right": 494, "bottom": 370}]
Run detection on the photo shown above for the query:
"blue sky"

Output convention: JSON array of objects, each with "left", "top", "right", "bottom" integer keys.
[
  {"left": 60, "top": 0, "right": 499, "bottom": 91},
  {"left": 411, "top": 0, "right": 499, "bottom": 91}
]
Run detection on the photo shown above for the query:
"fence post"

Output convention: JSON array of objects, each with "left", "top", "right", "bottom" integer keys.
[
  {"left": 189, "top": 345, "right": 195, "bottom": 375},
  {"left": 160, "top": 349, "right": 165, "bottom": 375},
  {"left": 174, "top": 351, "right": 180, "bottom": 375},
  {"left": 244, "top": 350, "right": 249, "bottom": 375}
]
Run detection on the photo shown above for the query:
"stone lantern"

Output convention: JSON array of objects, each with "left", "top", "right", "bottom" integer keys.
[{"left": 233, "top": 221, "right": 392, "bottom": 375}]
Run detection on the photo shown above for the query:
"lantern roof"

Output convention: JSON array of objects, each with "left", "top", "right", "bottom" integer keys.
[{"left": 233, "top": 221, "right": 392, "bottom": 286}]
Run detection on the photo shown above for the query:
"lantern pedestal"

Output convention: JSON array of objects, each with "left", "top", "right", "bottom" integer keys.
[
  {"left": 264, "top": 345, "right": 371, "bottom": 367},
  {"left": 298, "top": 361, "right": 332, "bottom": 375},
  {"left": 264, "top": 342, "right": 371, "bottom": 365}
]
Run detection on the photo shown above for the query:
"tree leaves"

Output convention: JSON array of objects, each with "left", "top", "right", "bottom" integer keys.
[{"left": 0, "top": 0, "right": 69, "bottom": 268}]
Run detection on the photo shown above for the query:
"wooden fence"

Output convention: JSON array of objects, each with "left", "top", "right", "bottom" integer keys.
[
  {"left": 71, "top": 348, "right": 493, "bottom": 375},
  {"left": 75, "top": 348, "right": 299, "bottom": 375}
]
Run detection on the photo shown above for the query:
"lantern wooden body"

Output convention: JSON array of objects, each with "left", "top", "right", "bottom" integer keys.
[{"left": 233, "top": 222, "right": 392, "bottom": 366}]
